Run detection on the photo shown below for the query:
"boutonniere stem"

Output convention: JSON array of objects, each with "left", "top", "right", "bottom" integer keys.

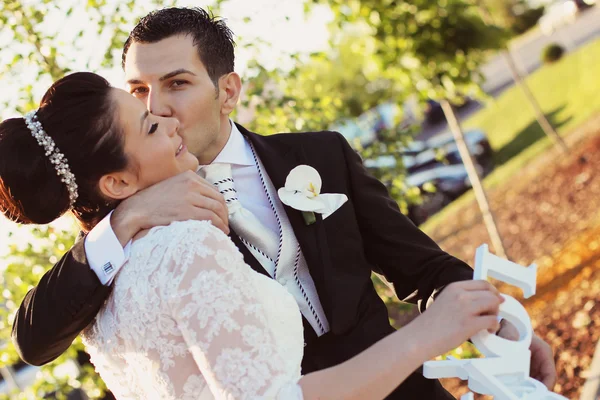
[{"left": 302, "top": 211, "right": 316, "bottom": 225}]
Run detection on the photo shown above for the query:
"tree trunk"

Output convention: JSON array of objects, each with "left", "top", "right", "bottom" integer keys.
[
  {"left": 440, "top": 99, "right": 507, "bottom": 259},
  {"left": 477, "top": 0, "right": 569, "bottom": 153},
  {"left": 501, "top": 49, "right": 569, "bottom": 153},
  {"left": 0, "top": 366, "right": 21, "bottom": 391}
]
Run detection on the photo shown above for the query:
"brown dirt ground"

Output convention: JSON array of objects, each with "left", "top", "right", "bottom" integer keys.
[
  {"left": 372, "top": 115, "right": 600, "bottom": 399},
  {"left": 424, "top": 120, "right": 600, "bottom": 399}
]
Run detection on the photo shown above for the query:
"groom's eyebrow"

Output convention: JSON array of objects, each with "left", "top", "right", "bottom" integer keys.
[
  {"left": 126, "top": 69, "right": 197, "bottom": 86},
  {"left": 159, "top": 69, "right": 197, "bottom": 82}
]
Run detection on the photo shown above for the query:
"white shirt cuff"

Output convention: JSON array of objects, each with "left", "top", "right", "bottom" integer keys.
[{"left": 84, "top": 210, "right": 132, "bottom": 285}]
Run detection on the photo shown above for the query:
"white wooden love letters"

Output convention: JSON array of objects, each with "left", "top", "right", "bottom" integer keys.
[{"left": 423, "top": 244, "right": 566, "bottom": 400}]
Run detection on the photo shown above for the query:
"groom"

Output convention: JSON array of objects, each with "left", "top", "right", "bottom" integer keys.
[{"left": 12, "top": 7, "right": 555, "bottom": 399}]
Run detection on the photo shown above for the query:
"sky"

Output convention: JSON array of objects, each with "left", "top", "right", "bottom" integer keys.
[{"left": 0, "top": 0, "right": 334, "bottom": 266}]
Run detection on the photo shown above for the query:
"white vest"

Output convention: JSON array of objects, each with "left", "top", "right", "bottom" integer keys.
[{"left": 249, "top": 141, "right": 329, "bottom": 337}]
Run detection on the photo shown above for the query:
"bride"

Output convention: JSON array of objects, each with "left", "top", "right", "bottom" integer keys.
[{"left": 0, "top": 72, "right": 503, "bottom": 399}]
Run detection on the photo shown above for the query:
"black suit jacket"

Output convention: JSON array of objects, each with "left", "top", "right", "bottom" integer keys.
[{"left": 12, "top": 126, "right": 473, "bottom": 399}]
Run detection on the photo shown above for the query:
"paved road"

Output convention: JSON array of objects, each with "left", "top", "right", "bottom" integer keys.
[
  {"left": 419, "top": 6, "right": 600, "bottom": 140},
  {"left": 482, "top": 5, "right": 600, "bottom": 94}
]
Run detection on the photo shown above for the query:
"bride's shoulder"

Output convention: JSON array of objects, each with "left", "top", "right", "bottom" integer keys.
[
  {"left": 143, "top": 220, "right": 241, "bottom": 265},
  {"left": 142, "top": 220, "right": 245, "bottom": 285},
  {"left": 149, "top": 220, "right": 230, "bottom": 248}
]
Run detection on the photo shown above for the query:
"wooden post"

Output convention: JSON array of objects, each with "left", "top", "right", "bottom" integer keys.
[
  {"left": 478, "top": 0, "right": 569, "bottom": 153},
  {"left": 0, "top": 365, "right": 21, "bottom": 391},
  {"left": 440, "top": 100, "right": 507, "bottom": 258}
]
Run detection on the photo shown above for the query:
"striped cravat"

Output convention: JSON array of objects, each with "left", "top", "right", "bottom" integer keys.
[{"left": 201, "top": 163, "right": 279, "bottom": 277}]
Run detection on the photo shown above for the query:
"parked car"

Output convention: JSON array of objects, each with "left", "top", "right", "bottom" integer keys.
[
  {"left": 0, "top": 349, "right": 95, "bottom": 399},
  {"left": 362, "top": 128, "right": 493, "bottom": 175},
  {"left": 574, "top": 0, "right": 596, "bottom": 9},
  {"left": 424, "top": 128, "right": 494, "bottom": 174},
  {"left": 423, "top": 99, "right": 446, "bottom": 125},
  {"left": 0, "top": 359, "right": 39, "bottom": 396},
  {"left": 331, "top": 101, "right": 419, "bottom": 148},
  {"left": 405, "top": 164, "right": 476, "bottom": 225},
  {"left": 363, "top": 128, "right": 494, "bottom": 225},
  {"left": 334, "top": 101, "right": 494, "bottom": 225},
  {"left": 539, "top": 0, "right": 579, "bottom": 35},
  {"left": 400, "top": 128, "right": 494, "bottom": 175},
  {"left": 423, "top": 98, "right": 473, "bottom": 125}
]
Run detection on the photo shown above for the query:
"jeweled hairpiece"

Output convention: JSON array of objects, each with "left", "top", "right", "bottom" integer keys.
[{"left": 24, "top": 111, "right": 78, "bottom": 207}]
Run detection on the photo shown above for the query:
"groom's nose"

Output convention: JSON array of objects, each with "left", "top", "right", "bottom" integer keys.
[{"left": 147, "top": 91, "right": 172, "bottom": 118}]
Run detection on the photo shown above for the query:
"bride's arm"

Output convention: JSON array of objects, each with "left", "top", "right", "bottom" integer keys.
[
  {"left": 299, "top": 319, "right": 427, "bottom": 400},
  {"left": 164, "top": 222, "right": 502, "bottom": 400},
  {"left": 164, "top": 221, "right": 306, "bottom": 399},
  {"left": 299, "top": 279, "right": 502, "bottom": 400}
]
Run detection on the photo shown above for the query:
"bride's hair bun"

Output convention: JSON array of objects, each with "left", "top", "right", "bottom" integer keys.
[
  {"left": 0, "top": 72, "right": 130, "bottom": 229},
  {"left": 0, "top": 116, "right": 71, "bottom": 224}
]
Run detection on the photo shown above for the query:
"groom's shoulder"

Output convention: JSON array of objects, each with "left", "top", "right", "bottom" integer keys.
[
  {"left": 237, "top": 123, "right": 346, "bottom": 146},
  {"left": 268, "top": 130, "right": 347, "bottom": 147}
]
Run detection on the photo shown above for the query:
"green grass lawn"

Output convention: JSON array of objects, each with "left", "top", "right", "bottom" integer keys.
[{"left": 421, "top": 38, "right": 600, "bottom": 233}]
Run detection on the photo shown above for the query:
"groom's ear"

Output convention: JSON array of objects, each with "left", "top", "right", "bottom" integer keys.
[
  {"left": 218, "top": 72, "right": 242, "bottom": 115},
  {"left": 98, "top": 172, "right": 139, "bottom": 201}
]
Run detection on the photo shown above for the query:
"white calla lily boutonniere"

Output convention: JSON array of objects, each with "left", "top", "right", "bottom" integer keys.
[{"left": 277, "top": 165, "right": 348, "bottom": 225}]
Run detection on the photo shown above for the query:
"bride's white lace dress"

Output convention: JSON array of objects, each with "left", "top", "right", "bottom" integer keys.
[{"left": 82, "top": 220, "right": 304, "bottom": 400}]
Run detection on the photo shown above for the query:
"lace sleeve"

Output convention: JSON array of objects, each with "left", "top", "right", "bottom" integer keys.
[{"left": 163, "top": 221, "right": 304, "bottom": 400}]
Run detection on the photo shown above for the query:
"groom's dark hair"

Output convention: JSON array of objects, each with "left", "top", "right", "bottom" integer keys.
[{"left": 122, "top": 7, "right": 235, "bottom": 87}]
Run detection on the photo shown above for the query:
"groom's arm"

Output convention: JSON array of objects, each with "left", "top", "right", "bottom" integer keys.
[
  {"left": 335, "top": 132, "right": 473, "bottom": 311},
  {"left": 12, "top": 171, "right": 229, "bottom": 366},
  {"left": 13, "top": 210, "right": 147, "bottom": 366},
  {"left": 12, "top": 210, "right": 134, "bottom": 366},
  {"left": 11, "top": 233, "right": 112, "bottom": 366},
  {"left": 335, "top": 132, "right": 558, "bottom": 389}
]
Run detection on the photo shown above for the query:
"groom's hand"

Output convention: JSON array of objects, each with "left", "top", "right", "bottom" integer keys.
[
  {"left": 497, "top": 321, "right": 557, "bottom": 390},
  {"left": 111, "top": 170, "right": 229, "bottom": 245}
]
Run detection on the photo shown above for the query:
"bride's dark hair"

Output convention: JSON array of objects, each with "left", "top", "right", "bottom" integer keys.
[{"left": 0, "top": 72, "right": 129, "bottom": 231}]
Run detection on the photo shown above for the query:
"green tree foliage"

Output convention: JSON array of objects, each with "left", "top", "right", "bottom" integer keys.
[
  {"left": 313, "top": 0, "right": 509, "bottom": 102},
  {"left": 485, "top": 0, "right": 545, "bottom": 35},
  {"left": 246, "top": 0, "right": 508, "bottom": 214},
  {"left": 0, "top": 0, "right": 181, "bottom": 118},
  {"left": 0, "top": 224, "right": 112, "bottom": 399}
]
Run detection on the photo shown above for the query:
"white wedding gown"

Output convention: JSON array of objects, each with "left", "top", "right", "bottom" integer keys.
[{"left": 82, "top": 220, "right": 305, "bottom": 400}]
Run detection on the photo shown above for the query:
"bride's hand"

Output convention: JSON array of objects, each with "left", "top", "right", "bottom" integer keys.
[{"left": 414, "top": 280, "right": 504, "bottom": 358}]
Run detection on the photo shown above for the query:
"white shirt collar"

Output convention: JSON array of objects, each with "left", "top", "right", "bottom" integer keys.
[{"left": 209, "top": 119, "right": 254, "bottom": 167}]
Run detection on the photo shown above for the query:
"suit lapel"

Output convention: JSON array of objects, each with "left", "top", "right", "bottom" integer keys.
[{"left": 238, "top": 125, "right": 334, "bottom": 319}]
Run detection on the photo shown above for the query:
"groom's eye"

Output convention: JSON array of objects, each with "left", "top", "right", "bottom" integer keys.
[
  {"left": 131, "top": 87, "right": 148, "bottom": 96},
  {"left": 170, "top": 80, "right": 188, "bottom": 88}
]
